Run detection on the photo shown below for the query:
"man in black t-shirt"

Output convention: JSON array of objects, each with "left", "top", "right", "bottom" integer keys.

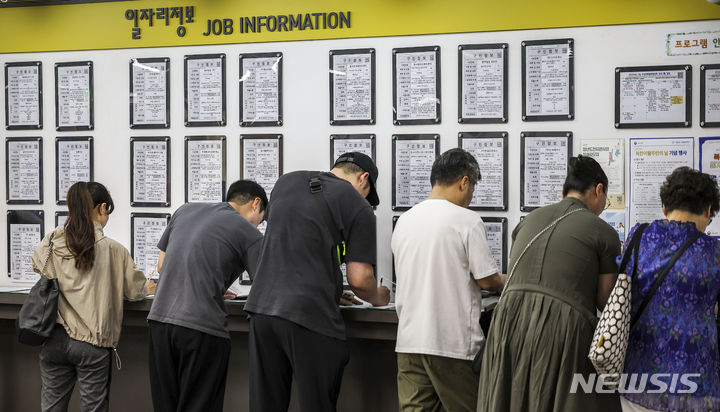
[{"left": 245, "top": 152, "right": 390, "bottom": 412}]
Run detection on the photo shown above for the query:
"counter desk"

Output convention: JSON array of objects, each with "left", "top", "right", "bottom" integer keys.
[{"left": 0, "top": 291, "right": 401, "bottom": 412}]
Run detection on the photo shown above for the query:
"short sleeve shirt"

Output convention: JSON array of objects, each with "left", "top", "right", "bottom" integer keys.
[
  {"left": 244, "top": 171, "right": 377, "bottom": 340},
  {"left": 508, "top": 197, "right": 620, "bottom": 317},
  {"left": 392, "top": 199, "right": 498, "bottom": 360},
  {"left": 147, "top": 202, "right": 263, "bottom": 339}
]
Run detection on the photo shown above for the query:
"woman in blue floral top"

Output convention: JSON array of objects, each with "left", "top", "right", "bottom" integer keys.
[{"left": 621, "top": 167, "right": 720, "bottom": 411}]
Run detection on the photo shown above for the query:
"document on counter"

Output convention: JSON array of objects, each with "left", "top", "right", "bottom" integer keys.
[
  {"left": 240, "top": 53, "right": 282, "bottom": 126},
  {"left": 459, "top": 45, "right": 506, "bottom": 122},
  {"left": 132, "top": 214, "right": 170, "bottom": 279},
  {"left": 460, "top": 133, "right": 507, "bottom": 210},
  {"left": 131, "top": 58, "right": 170, "bottom": 128},
  {"left": 185, "top": 136, "right": 225, "bottom": 202},
  {"left": 185, "top": 55, "right": 225, "bottom": 125},
  {"left": 523, "top": 40, "right": 573, "bottom": 119},
  {"left": 521, "top": 133, "right": 572, "bottom": 211},
  {"left": 6, "top": 137, "right": 42, "bottom": 204},
  {"left": 581, "top": 138, "right": 625, "bottom": 209},
  {"left": 330, "top": 49, "right": 374, "bottom": 124},
  {"left": 330, "top": 134, "right": 375, "bottom": 166},
  {"left": 241, "top": 135, "right": 282, "bottom": 197},
  {"left": 393, "top": 47, "right": 440, "bottom": 123},
  {"left": 56, "top": 62, "right": 93, "bottom": 130},
  {"left": 393, "top": 135, "right": 439, "bottom": 209},
  {"left": 131, "top": 137, "right": 170, "bottom": 206},
  {"left": 344, "top": 295, "right": 396, "bottom": 310},
  {"left": 617, "top": 66, "right": 689, "bottom": 127},
  {"left": 5, "top": 62, "right": 42, "bottom": 129},
  {"left": 56, "top": 137, "right": 92, "bottom": 204},
  {"left": 629, "top": 137, "right": 694, "bottom": 229},
  {"left": 0, "top": 286, "right": 33, "bottom": 293}
]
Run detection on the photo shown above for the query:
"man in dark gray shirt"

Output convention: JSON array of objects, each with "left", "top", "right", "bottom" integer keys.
[
  {"left": 147, "top": 180, "right": 267, "bottom": 412},
  {"left": 245, "top": 152, "right": 390, "bottom": 412}
]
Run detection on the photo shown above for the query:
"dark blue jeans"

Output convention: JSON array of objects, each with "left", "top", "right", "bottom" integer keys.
[{"left": 39, "top": 325, "right": 112, "bottom": 412}]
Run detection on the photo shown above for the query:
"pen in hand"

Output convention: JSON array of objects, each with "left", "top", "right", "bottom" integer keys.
[{"left": 380, "top": 278, "right": 396, "bottom": 286}]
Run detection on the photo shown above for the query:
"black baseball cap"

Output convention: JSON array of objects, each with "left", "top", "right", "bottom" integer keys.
[{"left": 333, "top": 152, "right": 379, "bottom": 206}]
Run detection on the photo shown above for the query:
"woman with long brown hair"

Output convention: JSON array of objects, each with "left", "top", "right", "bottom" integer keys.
[{"left": 31, "top": 182, "right": 153, "bottom": 412}]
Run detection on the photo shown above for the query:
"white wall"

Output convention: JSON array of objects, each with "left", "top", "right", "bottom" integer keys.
[{"left": 2, "top": 19, "right": 718, "bottom": 287}]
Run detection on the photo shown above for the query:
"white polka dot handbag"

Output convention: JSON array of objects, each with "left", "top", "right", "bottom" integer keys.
[
  {"left": 589, "top": 224, "right": 702, "bottom": 382},
  {"left": 588, "top": 223, "right": 648, "bottom": 381},
  {"left": 588, "top": 272, "right": 632, "bottom": 381}
]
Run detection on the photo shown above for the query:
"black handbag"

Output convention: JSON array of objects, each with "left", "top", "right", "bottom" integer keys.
[{"left": 16, "top": 233, "right": 58, "bottom": 346}]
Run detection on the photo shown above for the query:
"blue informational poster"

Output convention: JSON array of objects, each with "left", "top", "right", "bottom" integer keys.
[
  {"left": 600, "top": 210, "right": 626, "bottom": 245},
  {"left": 628, "top": 137, "right": 694, "bottom": 230},
  {"left": 699, "top": 136, "right": 720, "bottom": 238}
]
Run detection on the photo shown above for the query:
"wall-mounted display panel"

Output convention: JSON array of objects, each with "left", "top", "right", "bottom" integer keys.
[
  {"left": 55, "top": 136, "right": 93, "bottom": 206},
  {"left": 131, "top": 213, "right": 170, "bottom": 280},
  {"left": 6, "top": 137, "right": 42, "bottom": 205},
  {"left": 184, "top": 54, "right": 226, "bottom": 127},
  {"left": 392, "top": 46, "right": 441, "bottom": 125},
  {"left": 5, "top": 61, "right": 42, "bottom": 130},
  {"left": 701, "top": 64, "right": 720, "bottom": 128},
  {"left": 392, "top": 134, "right": 440, "bottom": 210},
  {"left": 615, "top": 65, "right": 692, "bottom": 128},
  {"left": 184, "top": 136, "right": 226, "bottom": 203},
  {"left": 240, "top": 52, "right": 282, "bottom": 127},
  {"left": 481, "top": 216, "right": 508, "bottom": 273},
  {"left": 629, "top": 137, "right": 694, "bottom": 229},
  {"left": 520, "top": 132, "right": 572, "bottom": 212},
  {"left": 130, "top": 57, "right": 170, "bottom": 129},
  {"left": 459, "top": 132, "right": 508, "bottom": 211},
  {"left": 458, "top": 44, "right": 508, "bottom": 124},
  {"left": 329, "top": 48, "right": 376, "bottom": 125},
  {"left": 55, "top": 211, "right": 68, "bottom": 229},
  {"left": 699, "top": 136, "right": 720, "bottom": 237},
  {"left": 131, "top": 136, "right": 170, "bottom": 207},
  {"left": 240, "top": 134, "right": 283, "bottom": 197},
  {"left": 329, "top": 134, "right": 375, "bottom": 167},
  {"left": 55, "top": 61, "right": 94, "bottom": 131},
  {"left": 522, "top": 39, "right": 574, "bottom": 121},
  {"left": 7, "top": 210, "right": 44, "bottom": 282}
]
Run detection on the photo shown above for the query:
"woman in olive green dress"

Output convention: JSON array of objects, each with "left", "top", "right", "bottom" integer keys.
[{"left": 477, "top": 155, "right": 622, "bottom": 412}]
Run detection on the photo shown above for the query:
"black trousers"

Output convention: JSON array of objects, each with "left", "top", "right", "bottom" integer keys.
[
  {"left": 148, "top": 320, "right": 231, "bottom": 412},
  {"left": 249, "top": 314, "right": 350, "bottom": 412}
]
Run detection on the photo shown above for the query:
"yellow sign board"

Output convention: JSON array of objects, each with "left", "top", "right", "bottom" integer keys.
[{"left": 1, "top": 0, "right": 719, "bottom": 53}]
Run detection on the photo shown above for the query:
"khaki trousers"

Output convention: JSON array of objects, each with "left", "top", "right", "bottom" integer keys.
[{"left": 397, "top": 352, "right": 478, "bottom": 412}]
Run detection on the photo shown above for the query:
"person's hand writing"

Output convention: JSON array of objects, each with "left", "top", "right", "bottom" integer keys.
[
  {"left": 372, "top": 285, "right": 391, "bottom": 307},
  {"left": 146, "top": 279, "right": 157, "bottom": 295},
  {"left": 339, "top": 292, "right": 362, "bottom": 306}
]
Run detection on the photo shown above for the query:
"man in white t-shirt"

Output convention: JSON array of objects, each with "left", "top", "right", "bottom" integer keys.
[{"left": 391, "top": 148, "right": 506, "bottom": 412}]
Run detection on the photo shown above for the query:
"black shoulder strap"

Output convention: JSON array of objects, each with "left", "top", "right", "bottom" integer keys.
[
  {"left": 618, "top": 223, "right": 649, "bottom": 275},
  {"left": 630, "top": 230, "right": 704, "bottom": 329},
  {"left": 307, "top": 171, "right": 343, "bottom": 244}
]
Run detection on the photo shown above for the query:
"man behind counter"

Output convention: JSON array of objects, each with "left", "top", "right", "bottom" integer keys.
[
  {"left": 147, "top": 180, "right": 267, "bottom": 412},
  {"left": 245, "top": 152, "right": 391, "bottom": 412},
  {"left": 392, "top": 148, "right": 505, "bottom": 412}
]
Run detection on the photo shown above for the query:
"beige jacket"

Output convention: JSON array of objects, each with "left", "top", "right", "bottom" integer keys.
[{"left": 32, "top": 224, "right": 148, "bottom": 348}]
